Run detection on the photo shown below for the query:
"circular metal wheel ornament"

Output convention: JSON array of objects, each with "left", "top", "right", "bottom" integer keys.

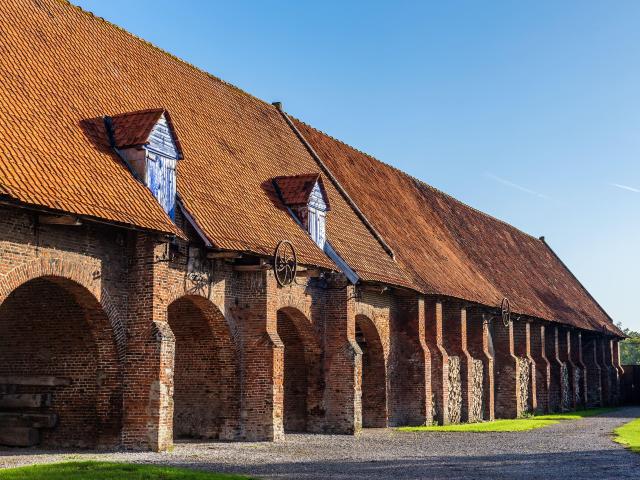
[
  {"left": 274, "top": 240, "right": 297, "bottom": 286},
  {"left": 501, "top": 297, "right": 511, "bottom": 327}
]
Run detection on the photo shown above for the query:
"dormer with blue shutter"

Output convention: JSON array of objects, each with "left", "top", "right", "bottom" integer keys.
[
  {"left": 104, "top": 109, "right": 183, "bottom": 220},
  {"left": 273, "top": 174, "right": 331, "bottom": 249}
]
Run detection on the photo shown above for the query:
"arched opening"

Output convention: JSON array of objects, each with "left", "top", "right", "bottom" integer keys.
[
  {"left": 0, "top": 276, "right": 121, "bottom": 448},
  {"left": 277, "top": 307, "right": 322, "bottom": 433},
  {"left": 355, "top": 315, "right": 387, "bottom": 428},
  {"left": 167, "top": 295, "right": 239, "bottom": 440}
]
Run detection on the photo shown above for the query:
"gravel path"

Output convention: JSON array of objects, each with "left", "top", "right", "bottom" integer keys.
[{"left": 1, "top": 406, "right": 638, "bottom": 479}]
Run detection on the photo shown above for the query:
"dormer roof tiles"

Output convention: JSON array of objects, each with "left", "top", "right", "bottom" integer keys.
[{"left": 273, "top": 174, "right": 330, "bottom": 209}]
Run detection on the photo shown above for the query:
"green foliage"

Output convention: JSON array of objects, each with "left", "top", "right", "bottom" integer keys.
[
  {"left": 0, "top": 462, "right": 253, "bottom": 480},
  {"left": 398, "top": 407, "right": 615, "bottom": 433},
  {"left": 617, "top": 323, "right": 640, "bottom": 365},
  {"left": 614, "top": 417, "right": 640, "bottom": 454}
]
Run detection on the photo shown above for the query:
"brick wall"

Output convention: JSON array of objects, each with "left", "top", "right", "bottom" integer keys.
[
  {"left": 168, "top": 295, "right": 240, "bottom": 440},
  {"left": 529, "top": 321, "right": 550, "bottom": 413},
  {"left": 466, "top": 307, "right": 494, "bottom": 421},
  {"left": 0, "top": 277, "right": 121, "bottom": 448},
  {"left": 389, "top": 293, "right": 431, "bottom": 426},
  {"left": 545, "top": 326, "right": 563, "bottom": 412},
  {"left": 582, "top": 334, "right": 603, "bottom": 407},
  {"left": 513, "top": 320, "right": 534, "bottom": 415},
  {"left": 424, "top": 297, "right": 450, "bottom": 424},
  {"left": 570, "top": 330, "right": 588, "bottom": 408},
  {"left": 0, "top": 204, "right": 620, "bottom": 450},
  {"left": 277, "top": 307, "right": 323, "bottom": 432},
  {"left": 492, "top": 318, "right": 518, "bottom": 418},
  {"left": 559, "top": 329, "right": 577, "bottom": 410},
  {"left": 355, "top": 314, "right": 387, "bottom": 427}
]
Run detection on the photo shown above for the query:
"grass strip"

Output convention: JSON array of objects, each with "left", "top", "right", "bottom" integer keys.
[
  {"left": 0, "top": 461, "right": 254, "bottom": 480},
  {"left": 398, "top": 407, "right": 615, "bottom": 433},
  {"left": 613, "top": 417, "right": 640, "bottom": 454}
]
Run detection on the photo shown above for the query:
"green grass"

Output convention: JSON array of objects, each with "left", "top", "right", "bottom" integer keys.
[
  {"left": 534, "top": 407, "right": 614, "bottom": 421},
  {"left": 398, "top": 407, "right": 616, "bottom": 433},
  {"left": 0, "top": 462, "right": 254, "bottom": 480},
  {"left": 613, "top": 417, "right": 640, "bottom": 454}
]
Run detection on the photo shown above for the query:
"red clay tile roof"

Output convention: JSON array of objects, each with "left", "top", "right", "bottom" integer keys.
[
  {"left": 107, "top": 109, "right": 184, "bottom": 156},
  {"left": 0, "top": 0, "right": 411, "bottom": 288},
  {"left": 109, "top": 109, "right": 163, "bottom": 149},
  {"left": 0, "top": 12, "right": 180, "bottom": 236},
  {"left": 293, "top": 119, "right": 622, "bottom": 336},
  {"left": 274, "top": 174, "right": 330, "bottom": 209}
]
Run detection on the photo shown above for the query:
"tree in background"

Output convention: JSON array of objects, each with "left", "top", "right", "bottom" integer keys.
[{"left": 617, "top": 323, "right": 640, "bottom": 365}]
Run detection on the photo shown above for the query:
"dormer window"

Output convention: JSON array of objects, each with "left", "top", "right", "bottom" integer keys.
[
  {"left": 273, "top": 174, "right": 331, "bottom": 249},
  {"left": 105, "top": 109, "right": 183, "bottom": 220}
]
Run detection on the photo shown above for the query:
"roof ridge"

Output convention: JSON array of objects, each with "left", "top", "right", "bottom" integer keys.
[
  {"left": 292, "top": 116, "right": 543, "bottom": 244},
  {"left": 58, "top": 0, "right": 275, "bottom": 111}
]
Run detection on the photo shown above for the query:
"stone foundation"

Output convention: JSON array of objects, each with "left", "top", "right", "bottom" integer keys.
[
  {"left": 469, "top": 358, "right": 484, "bottom": 422},
  {"left": 560, "top": 363, "right": 571, "bottom": 411},
  {"left": 573, "top": 367, "right": 583, "bottom": 407},
  {"left": 517, "top": 357, "right": 530, "bottom": 416},
  {"left": 447, "top": 356, "right": 462, "bottom": 424}
]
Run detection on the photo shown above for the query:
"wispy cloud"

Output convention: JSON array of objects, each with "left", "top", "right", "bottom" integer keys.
[
  {"left": 611, "top": 183, "right": 640, "bottom": 193},
  {"left": 485, "top": 173, "right": 549, "bottom": 199}
]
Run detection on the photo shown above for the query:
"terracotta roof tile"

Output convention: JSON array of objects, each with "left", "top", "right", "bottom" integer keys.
[
  {"left": 0, "top": 0, "right": 412, "bottom": 288},
  {"left": 293, "top": 118, "right": 622, "bottom": 336},
  {"left": 109, "top": 109, "right": 164, "bottom": 149},
  {"left": 273, "top": 174, "right": 330, "bottom": 208},
  {"left": 107, "top": 108, "right": 184, "bottom": 157},
  {"left": 0, "top": 3, "right": 180, "bottom": 236}
]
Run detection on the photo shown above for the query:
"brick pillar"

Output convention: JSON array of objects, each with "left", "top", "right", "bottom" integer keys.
[
  {"left": 389, "top": 294, "right": 431, "bottom": 426},
  {"left": 599, "top": 337, "right": 612, "bottom": 406},
  {"left": 492, "top": 317, "right": 519, "bottom": 418},
  {"left": 513, "top": 320, "right": 535, "bottom": 414},
  {"left": 559, "top": 329, "right": 577, "bottom": 411},
  {"left": 582, "top": 334, "right": 602, "bottom": 407},
  {"left": 570, "top": 331, "right": 588, "bottom": 408},
  {"left": 612, "top": 339, "right": 624, "bottom": 403},
  {"left": 424, "top": 297, "right": 450, "bottom": 425},
  {"left": 441, "top": 301, "right": 467, "bottom": 424},
  {"left": 546, "top": 326, "right": 567, "bottom": 412},
  {"left": 605, "top": 338, "right": 620, "bottom": 405},
  {"left": 323, "top": 283, "right": 362, "bottom": 434},
  {"left": 459, "top": 306, "right": 482, "bottom": 422},
  {"left": 530, "top": 322, "right": 550, "bottom": 413},
  {"left": 122, "top": 233, "right": 175, "bottom": 451},
  {"left": 232, "top": 271, "right": 284, "bottom": 441},
  {"left": 529, "top": 321, "right": 550, "bottom": 413},
  {"left": 467, "top": 307, "right": 494, "bottom": 421}
]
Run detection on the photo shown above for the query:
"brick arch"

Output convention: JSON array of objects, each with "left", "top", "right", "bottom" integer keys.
[
  {"left": 277, "top": 306, "right": 323, "bottom": 433},
  {"left": 354, "top": 303, "right": 390, "bottom": 357},
  {"left": 356, "top": 314, "right": 388, "bottom": 428},
  {"left": 275, "top": 292, "right": 313, "bottom": 322},
  {"left": 166, "top": 287, "right": 242, "bottom": 348},
  {"left": 168, "top": 294, "right": 241, "bottom": 440},
  {"left": 166, "top": 285, "right": 222, "bottom": 310},
  {"left": 0, "top": 257, "right": 126, "bottom": 359},
  {"left": 0, "top": 274, "right": 123, "bottom": 448}
]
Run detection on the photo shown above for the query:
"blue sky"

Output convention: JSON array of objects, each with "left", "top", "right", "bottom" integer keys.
[{"left": 72, "top": 0, "right": 640, "bottom": 331}]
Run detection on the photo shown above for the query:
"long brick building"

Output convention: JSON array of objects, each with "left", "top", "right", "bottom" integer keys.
[{"left": 0, "top": 0, "right": 624, "bottom": 450}]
